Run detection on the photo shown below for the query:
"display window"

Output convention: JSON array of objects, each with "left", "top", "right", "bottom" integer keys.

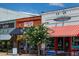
[
  {"left": 58, "top": 37, "right": 64, "bottom": 50},
  {"left": 72, "top": 37, "right": 79, "bottom": 48},
  {"left": 46, "top": 37, "right": 54, "bottom": 50},
  {"left": 0, "top": 40, "right": 12, "bottom": 52}
]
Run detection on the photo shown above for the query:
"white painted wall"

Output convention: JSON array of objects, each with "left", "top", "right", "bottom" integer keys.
[{"left": 42, "top": 7, "right": 79, "bottom": 27}]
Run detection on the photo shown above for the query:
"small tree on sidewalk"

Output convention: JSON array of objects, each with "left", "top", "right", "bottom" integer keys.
[{"left": 23, "top": 24, "right": 49, "bottom": 55}]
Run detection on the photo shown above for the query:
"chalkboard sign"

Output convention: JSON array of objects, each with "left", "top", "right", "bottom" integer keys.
[{"left": 12, "top": 48, "right": 17, "bottom": 55}]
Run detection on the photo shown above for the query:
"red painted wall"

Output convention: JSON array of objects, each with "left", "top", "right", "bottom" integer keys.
[
  {"left": 16, "top": 16, "right": 41, "bottom": 28},
  {"left": 54, "top": 37, "right": 58, "bottom": 50}
]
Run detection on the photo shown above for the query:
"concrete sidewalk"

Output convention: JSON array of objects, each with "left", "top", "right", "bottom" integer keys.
[{"left": 0, "top": 52, "right": 37, "bottom": 56}]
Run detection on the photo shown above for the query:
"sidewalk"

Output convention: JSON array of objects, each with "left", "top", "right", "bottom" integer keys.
[{"left": 0, "top": 52, "right": 37, "bottom": 56}]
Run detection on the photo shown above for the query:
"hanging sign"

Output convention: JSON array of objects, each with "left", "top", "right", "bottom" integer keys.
[{"left": 24, "top": 21, "right": 33, "bottom": 27}]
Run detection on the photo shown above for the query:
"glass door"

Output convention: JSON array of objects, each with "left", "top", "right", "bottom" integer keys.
[
  {"left": 64, "top": 37, "right": 70, "bottom": 52},
  {"left": 57, "top": 37, "right": 71, "bottom": 55},
  {"left": 57, "top": 37, "right": 64, "bottom": 51},
  {"left": 46, "top": 37, "right": 54, "bottom": 50}
]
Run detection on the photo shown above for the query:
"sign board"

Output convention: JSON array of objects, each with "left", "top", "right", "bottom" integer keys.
[
  {"left": 12, "top": 48, "right": 17, "bottom": 55},
  {"left": 0, "top": 28, "right": 14, "bottom": 34},
  {"left": 42, "top": 13, "right": 71, "bottom": 27},
  {"left": 0, "top": 23, "right": 14, "bottom": 28},
  {"left": 24, "top": 21, "right": 33, "bottom": 27},
  {"left": 44, "top": 16, "right": 71, "bottom": 26},
  {"left": 0, "top": 29, "right": 9, "bottom": 34}
]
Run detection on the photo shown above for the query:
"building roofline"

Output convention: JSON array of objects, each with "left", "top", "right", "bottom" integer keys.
[
  {"left": 0, "top": 8, "right": 39, "bottom": 16},
  {"left": 0, "top": 19, "right": 15, "bottom": 23},
  {"left": 41, "top": 6, "right": 79, "bottom": 15},
  {"left": 0, "top": 8, "right": 40, "bottom": 22}
]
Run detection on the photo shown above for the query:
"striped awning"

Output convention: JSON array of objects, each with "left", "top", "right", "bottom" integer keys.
[{"left": 48, "top": 25, "right": 79, "bottom": 37}]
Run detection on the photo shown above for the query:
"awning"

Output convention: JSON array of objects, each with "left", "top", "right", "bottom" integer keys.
[
  {"left": 48, "top": 25, "right": 79, "bottom": 37},
  {"left": 0, "top": 34, "right": 11, "bottom": 40},
  {"left": 10, "top": 28, "right": 23, "bottom": 35}
]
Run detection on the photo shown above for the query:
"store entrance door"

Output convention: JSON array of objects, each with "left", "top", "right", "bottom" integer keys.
[
  {"left": 64, "top": 37, "right": 71, "bottom": 52},
  {"left": 57, "top": 37, "right": 71, "bottom": 55},
  {"left": 57, "top": 37, "right": 64, "bottom": 51}
]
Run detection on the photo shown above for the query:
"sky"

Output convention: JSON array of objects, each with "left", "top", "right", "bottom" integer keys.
[{"left": 0, "top": 3, "right": 79, "bottom": 14}]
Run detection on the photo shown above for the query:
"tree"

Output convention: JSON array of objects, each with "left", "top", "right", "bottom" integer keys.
[{"left": 23, "top": 24, "right": 49, "bottom": 55}]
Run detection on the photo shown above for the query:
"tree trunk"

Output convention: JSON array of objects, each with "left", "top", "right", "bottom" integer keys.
[
  {"left": 37, "top": 45, "right": 40, "bottom": 56},
  {"left": 41, "top": 43, "right": 45, "bottom": 56}
]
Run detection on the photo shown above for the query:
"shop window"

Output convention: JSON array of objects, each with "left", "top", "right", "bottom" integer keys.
[
  {"left": 46, "top": 37, "right": 54, "bottom": 50},
  {"left": 58, "top": 37, "right": 64, "bottom": 50},
  {"left": 0, "top": 40, "right": 12, "bottom": 52},
  {"left": 72, "top": 37, "right": 79, "bottom": 48}
]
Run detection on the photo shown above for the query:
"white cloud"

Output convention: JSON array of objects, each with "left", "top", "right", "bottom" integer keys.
[{"left": 49, "top": 3, "right": 64, "bottom": 7}]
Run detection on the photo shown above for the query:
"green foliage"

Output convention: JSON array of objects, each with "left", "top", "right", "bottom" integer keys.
[{"left": 23, "top": 24, "right": 49, "bottom": 46}]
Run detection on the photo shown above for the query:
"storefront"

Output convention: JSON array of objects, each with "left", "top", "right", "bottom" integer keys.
[
  {"left": 16, "top": 16, "right": 41, "bottom": 54},
  {"left": 0, "top": 8, "right": 40, "bottom": 55},
  {"left": 16, "top": 16, "right": 41, "bottom": 28},
  {"left": 0, "top": 16, "right": 41, "bottom": 54},
  {"left": 0, "top": 20, "right": 16, "bottom": 53},
  {"left": 42, "top": 7, "right": 79, "bottom": 55}
]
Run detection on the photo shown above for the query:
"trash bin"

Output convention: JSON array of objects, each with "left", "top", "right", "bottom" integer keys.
[{"left": 47, "top": 50, "right": 56, "bottom": 56}]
